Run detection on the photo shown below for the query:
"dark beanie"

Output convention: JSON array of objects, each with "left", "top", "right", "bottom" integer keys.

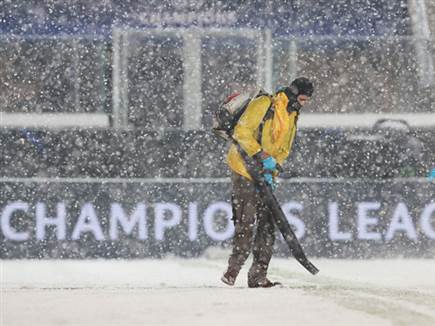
[{"left": 289, "top": 77, "right": 314, "bottom": 97}]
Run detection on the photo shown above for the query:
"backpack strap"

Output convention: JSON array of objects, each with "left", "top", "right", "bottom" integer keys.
[{"left": 258, "top": 96, "right": 274, "bottom": 143}]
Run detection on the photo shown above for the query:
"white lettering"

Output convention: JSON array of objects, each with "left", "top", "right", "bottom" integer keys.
[
  {"left": 358, "top": 201, "right": 381, "bottom": 240},
  {"left": 328, "top": 202, "right": 352, "bottom": 241},
  {"left": 281, "top": 202, "right": 305, "bottom": 239},
  {"left": 150, "top": 13, "right": 161, "bottom": 25},
  {"left": 187, "top": 11, "right": 197, "bottom": 24},
  {"left": 1, "top": 201, "right": 29, "bottom": 241},
  {"left": 203, "top": 202, "right": 234, "bottom": 241},
  {"left": 154, "top": 203, "right": 182, "bottom": 241},
  {"left": 71, "top": 203, "right": 105, "bottom": 240},
  {"left": 110, "top": 203, "right": 147, "bottom": 240},
  {"left": 421, "top": 202, "right": 435, "bottom": 239},
  {"left": 36, "top": 202, "right": 66, "bottom": 240},
  {"left": 188, "top": 202, "right": 198, "bottom": 241},
  {"left": 385, "top": 202, "right": 417, "bottom": 241}
]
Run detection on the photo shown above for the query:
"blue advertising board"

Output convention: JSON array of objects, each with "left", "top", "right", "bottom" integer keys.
[
  {"left": 1, "top": 178, "right": 434, "bottom": 259},
  {"left": 0, "top": 0, "right": 410, "bottom": 37}
]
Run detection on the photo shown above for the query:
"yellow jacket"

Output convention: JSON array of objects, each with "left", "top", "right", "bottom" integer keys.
[{"left": 227, "top": 93, "right": 298, "bottom": 180}]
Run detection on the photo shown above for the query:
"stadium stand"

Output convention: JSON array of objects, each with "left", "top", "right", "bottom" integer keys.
[
  {"left": 1, "top": 128, "right": 432, "bottom": 179},
  {"left": 1, "top": 0, "right": 433, "bottom": 180}
]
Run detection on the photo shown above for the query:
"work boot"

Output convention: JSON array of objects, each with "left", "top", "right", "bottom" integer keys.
[
  {"left": 221, "top": 271, "right": 237, "bottom": 286},
  {"left": 248, "top": 277, "right": 282, "bottom": 288}
]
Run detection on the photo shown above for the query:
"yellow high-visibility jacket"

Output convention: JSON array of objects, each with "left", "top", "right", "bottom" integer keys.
[{"left": 227, "top": 94, "right": 298, "bottom": 180}]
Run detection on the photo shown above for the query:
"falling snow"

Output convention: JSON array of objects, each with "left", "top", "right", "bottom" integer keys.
[{"left": 0, "top": 1, "right": 435, "bottom": 325}]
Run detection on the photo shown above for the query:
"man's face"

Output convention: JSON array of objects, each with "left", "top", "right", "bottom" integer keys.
[{"left": 297, "top": 95, "right": 310, "bottom": 107}]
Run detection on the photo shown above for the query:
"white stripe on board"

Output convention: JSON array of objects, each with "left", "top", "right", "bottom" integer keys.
[{"left": 0, "top": 177, "right": 430, "bottom": 184}]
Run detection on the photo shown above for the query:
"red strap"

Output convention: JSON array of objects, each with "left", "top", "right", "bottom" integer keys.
[{"left": 224, "top": 92, "right": 241, "bottom": 104}]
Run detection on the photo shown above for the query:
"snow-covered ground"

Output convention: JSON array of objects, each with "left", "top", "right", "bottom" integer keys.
[{"left": 2, "top": 253, "right": 435, "bottom": 326}]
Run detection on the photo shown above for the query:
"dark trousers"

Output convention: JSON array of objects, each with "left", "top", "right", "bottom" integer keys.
[{"left": 226, "top": 172, "right": 276, "bottom": 284}]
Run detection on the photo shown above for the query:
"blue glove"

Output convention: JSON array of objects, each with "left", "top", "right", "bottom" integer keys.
[
  {"left": 263, "top": 173, "right": 276, "bottom": 191},
  {"left": 262, "top": 156, "right": 277, "bottom": 172}
]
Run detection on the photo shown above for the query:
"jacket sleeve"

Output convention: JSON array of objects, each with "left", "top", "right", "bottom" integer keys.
[{"left": 232, "top": 95, "right": 271, "bottom": 157}]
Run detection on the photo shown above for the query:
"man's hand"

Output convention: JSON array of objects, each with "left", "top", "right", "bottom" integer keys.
[
  {"left": 263, "top": 173, "right": 277, "bottom": 191},
  {"left": 253, "top": 151, "right": 278, "bottom": 190},
  {"left": 260, "top": 154, "right": 277, "bottom": 190},
  {"left": 262, "top": 156, "right": 277, "bottom": 171}
]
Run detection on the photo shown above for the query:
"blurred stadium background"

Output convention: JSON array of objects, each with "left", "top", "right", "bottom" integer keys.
[{"left": 1, "top": 0, "right": 434, "bottom": 178}]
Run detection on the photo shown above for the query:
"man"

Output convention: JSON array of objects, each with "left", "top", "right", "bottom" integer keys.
[{"left": 221, "top": 77, "right": 314, "bottom": 288}]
